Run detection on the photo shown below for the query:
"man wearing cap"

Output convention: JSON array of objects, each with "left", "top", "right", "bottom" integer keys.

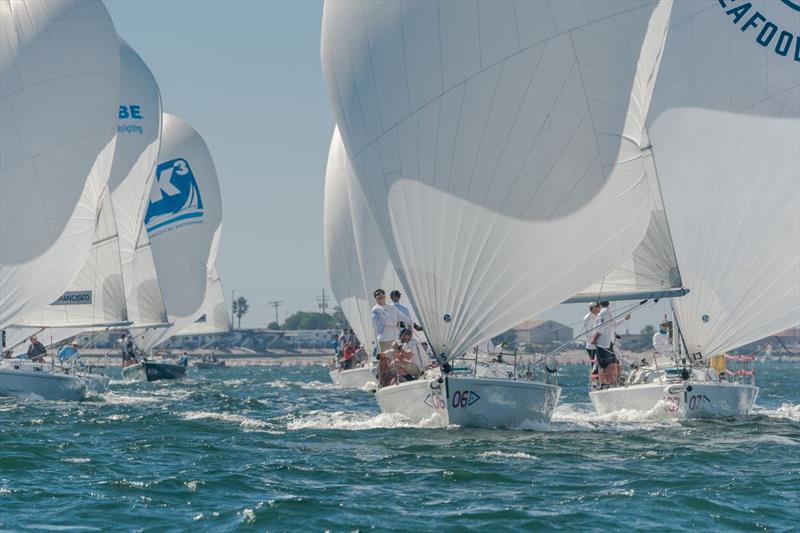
[
  {"left": 583, "top": 303, "right": 601, "bottom": 387},
  {"left": 57, "top": 341, "right": 83, "bottom": 366},
  {"left": 389, "top": 290, "right": 423, "bottom": 332},
  {"left": 371, "top": 289, "right": 413, "bottom": 351},
  {"left": 652, "top": 321, "right": 672, "bottom": 356},
  {"left": 26, "top": 336, "right": 47, "bottom": 362},
  {"left": 389, "top": 327, "right": 426, "bottom": 382}
]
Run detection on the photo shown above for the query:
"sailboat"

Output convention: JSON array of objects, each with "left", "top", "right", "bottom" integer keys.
[
  {"left": 3, "top": 36, "right": 168, "bottom": 397},
  {"left": 0, "top": 0, "right": 121, "bottom": 400},
  {"left": 588, "top": 0, "right": 799, "bottom": 418},
  {"left": 123, "top": 113, "right": 223, "bottom": 382},
  {"left": 321, "top": 0, "right": 673, "bottom": 428}
]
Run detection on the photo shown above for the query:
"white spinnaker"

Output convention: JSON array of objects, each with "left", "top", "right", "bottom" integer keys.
[
  {"left": 0, "top": 0, "right": 120, "bottom": 328},
  {"left": 114, "top": 39, "right": 166, "bottom": 328},
  {"left": 323, "top": 127, "right": 376, "bottom": 349},
  {"left": 13, "top": 190, "right": 127, "bottom": 327},
  {"left": 646, "top": 0, "right": 800, "bottom": 359},
  {"left": 10, "top": 39, "right": 165, "bottom": 330},
  {"left": 134, "top": 113, "right": 223, "bottom": 351},
  {"left": 567, "top": 146, "right": 684, "bottom": 303},
  {"left": 322, "top": 0, "right": 673, "bottom": 357},
  {"left": 175, "top": 267, "right": 230, "bottom": 336}
]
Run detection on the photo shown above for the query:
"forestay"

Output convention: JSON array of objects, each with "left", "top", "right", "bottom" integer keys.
[
  {"left": 647, "top": 0, "right": 800, "bottom": 359},
  {"left": 134, "top": 114, "right": 222, "bottom": 351},
  {"left": 0, "top": 0, "right": 120, "bottom": 328},
  {"left": 322, "top": 0, "right": 673, "bottom": 357}
]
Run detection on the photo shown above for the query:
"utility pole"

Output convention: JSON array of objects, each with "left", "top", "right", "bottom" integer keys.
[
  {"left": 317, "top": 289, "right": 329, "bottom": 315},
  {"left": 268, "top": 300, "right": 282, "bottom": 326}
]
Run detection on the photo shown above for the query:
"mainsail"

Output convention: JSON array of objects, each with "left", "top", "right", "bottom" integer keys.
[
  {"left": 133, "top": 113, "right": 223, "bottom": 351},
  {"left": 0, "top": 0, "right": 120, "bottom": 328},
  {"left": 322, "top": 0, "right": 673, "bottom": 357},
  {"left": 646, "top": 0, "right": 800, "bottom": 359}
]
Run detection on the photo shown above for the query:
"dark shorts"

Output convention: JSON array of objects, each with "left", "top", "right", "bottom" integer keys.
[{"left": 596, "top": 347, "right": 618, "bottom": 369}]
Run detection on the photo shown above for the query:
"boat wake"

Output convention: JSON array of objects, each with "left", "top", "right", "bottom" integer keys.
[
  {"left": 478, "top": 450, "right": 539, "bottom": 460},
  {"left": 267, "top": 379, "right": 339, "bottom": 391},
  {"left": 546, "top": 403, "right": 680, "bottom": 432}
]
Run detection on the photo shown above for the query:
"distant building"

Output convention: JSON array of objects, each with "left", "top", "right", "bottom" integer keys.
[
  {"left": 281, "top": 329, "right": 339, "bottom": 348},
  {"left": 513, "top": 320, "right": 573, "bottom": 345}
]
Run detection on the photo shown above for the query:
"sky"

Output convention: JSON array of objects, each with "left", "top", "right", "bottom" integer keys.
[{"left": 106, "top": 0, "right": 669, "bottom": 334}]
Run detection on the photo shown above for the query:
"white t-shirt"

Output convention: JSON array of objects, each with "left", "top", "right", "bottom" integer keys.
[
  {"left": 401, "top": 338, "right": 428, "bottom": 370},
  {"left": 594, "top": 307, "right": 613, "bottom": 349},
  {"left": 652, "top": 331, "right": 672, "bottom": 354},
  {"left": 582, "top": 312, "right": 597, "bottom": 348},
  {"left": 371, "top": 303, "right": 413, "bottom": 343}
]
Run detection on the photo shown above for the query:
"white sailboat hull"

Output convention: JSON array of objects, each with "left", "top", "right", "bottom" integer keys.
[
  {"left": 590, "top": 382, "right": 758, "bottom": 419},
  {"left": 0, "top": 362, "right": 87, "bottom": 401},
  {"left": 328, "top": 366, "right": 376, "bottom": 390},
  {"left": 375, "top": 378, "right": 448, "bottom": 427},
  {"left": 445, "top": 376, "right": 560, "bottom": 428},
  {"left": 375, "top": 375, "right": 561, "bottom": 429}
]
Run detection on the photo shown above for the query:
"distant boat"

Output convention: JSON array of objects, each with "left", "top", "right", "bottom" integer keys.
[{"left": 122, "top": 357, "right": 188, "bottom": 382}]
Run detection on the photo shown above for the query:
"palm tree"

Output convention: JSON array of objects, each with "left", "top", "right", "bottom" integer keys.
[{"left": 232, "top": 296, "right": 249, "bottom": 330}]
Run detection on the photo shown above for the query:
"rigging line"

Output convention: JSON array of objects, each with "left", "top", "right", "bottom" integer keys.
[
  {"left": 541, "top": 299, "right": 656, "bottom": 358},
  {"left": 771, "top": 335, "right": 799, "bottom": 357}
]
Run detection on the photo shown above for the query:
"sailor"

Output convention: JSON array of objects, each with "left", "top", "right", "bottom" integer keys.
[
  {"left": 389, "top": 290, "right": 423, "bottom": 331},
  {"left": 27, "top": 336, "right": 47, "bottom": 362},
  {"left": 371, "top": 288, "right": 413, "bottom": 352},
  {"left": 652, "top": 321, "right": 672, "bottom": 355},
  {"left": 120, "top": 334, "right": 137, "bottom": 366},
  {"left": 583, "top": 303, "right": 601, "bottom": 387},
  {"left": 57, "top": 341, "right": 82, "bottom": 366},
  {"left": 389, "top": 327, "right": 424, "bottom": 381},
  {"left": 590, "top": 303, "right": 619, "bottom": 387}
]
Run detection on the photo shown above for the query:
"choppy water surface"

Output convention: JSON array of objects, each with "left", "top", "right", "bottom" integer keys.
[{"left": 1, "top": 362, "right": 798, "bottom": 531}]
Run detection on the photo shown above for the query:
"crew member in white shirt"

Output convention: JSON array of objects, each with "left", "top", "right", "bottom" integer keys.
[
  {"left": 591, "top": 302, "right": 620, "bottom": 386},
  {"left": 583, "top": 303, "right": 601, "bottom": 386},
  {"left": 389, "top": 290, "right": 422, "bottom": 331},
  {"left": 652, "top": 321, "right": 672, "bottom": 355},
  {"left": 372, "top": 288, "right": 413, "bottom": 386}
]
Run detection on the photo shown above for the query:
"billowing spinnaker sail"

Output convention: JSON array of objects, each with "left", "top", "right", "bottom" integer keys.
[
  {"left": 113, "top": 40, "right": 166, "bottom": 327},
  {"left": 322, "top": 0, "right": 673, "bottom": 357},
  {"left": 646, "top": 0, "right": 800, "bottom": 359},
  {"left": 176, "top": 267, "right": 230, "bottom": 336},
  {"left": 323, "top": 127, "right": 376, "bottom": 349},
  {"left": 566, "top": 148, "right": 685, "bottom": 303},
  {"left": 0, "top": 0, "right": 120, "bottom": 328},
  {"left": 11, "top": 39, "right": 165, "bottom": 329},
  {"left": 135, "top": 114, "right": 222, "bottom": 350},
  {"left": 12, "top": 191, "right": 127, "bottom": 328}
]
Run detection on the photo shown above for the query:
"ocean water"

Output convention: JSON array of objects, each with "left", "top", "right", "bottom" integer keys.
[{"left": 0, "top": 362, "right": 798, "bottom": 532}]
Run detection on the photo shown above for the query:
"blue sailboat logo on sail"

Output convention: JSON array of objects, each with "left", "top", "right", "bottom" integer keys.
[{"left": 145, "top": 157, "right": 204, "bottom": 232}]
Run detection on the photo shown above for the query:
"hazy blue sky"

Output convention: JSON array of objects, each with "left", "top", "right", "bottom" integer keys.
[{"left": 106, "top": 0, "right": 670, "bottom": 334}]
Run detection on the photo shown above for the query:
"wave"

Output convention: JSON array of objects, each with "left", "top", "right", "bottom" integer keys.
[
  {"left": 286, "top": 409, "right": 444, "bottom": 431},
  {"left": 266, "top": 379, "right": 338, "bottom": 391},
  {"left": 478, "top": 450, "right": 539, "bottom": 460},
  {"left": 180, "top": 410, "right": 277, "bottom": 432},
  {"left": 754, "top": 403, "right": 800, "bottom": 422},
  {"left": 546, "top": 403, "right": 679, "bottom": 431}
]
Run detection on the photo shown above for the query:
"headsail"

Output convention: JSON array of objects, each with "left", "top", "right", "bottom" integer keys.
[
  {"left": 176, "top": 267, "right": 230, "bottom": 336},
  {"left": 0, "top": 0, "right": 120, "bottom": 328},
  {"left": 646, "top": 0, "right": 800, "bottom": 359},
  {"left": 133, "top": 113, "right": 223, "bottom": 351},
  {"left": 322, "top": 0, "right": 673, "bottom": 357},
  {"left": 323, "top": 127, "right": 377, "bottom": 350}
]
